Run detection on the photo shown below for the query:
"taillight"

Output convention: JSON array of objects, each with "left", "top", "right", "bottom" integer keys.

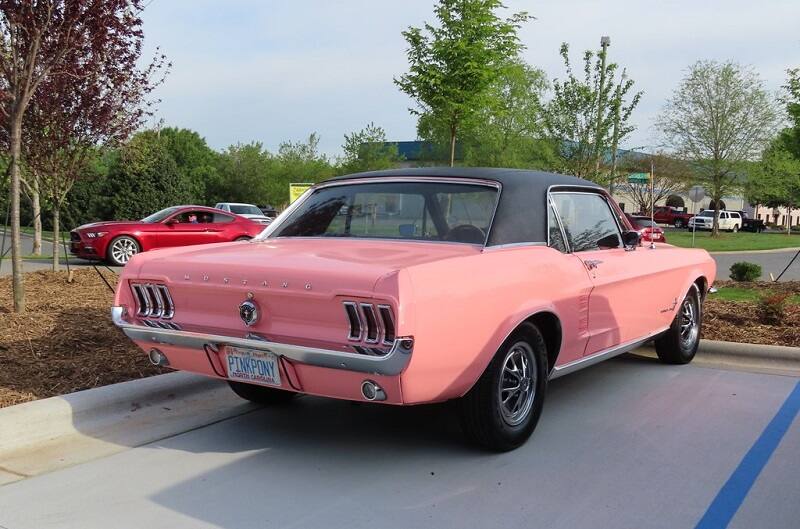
[{"left": 342, "top": 301, "right": 396, "bottom": 346}]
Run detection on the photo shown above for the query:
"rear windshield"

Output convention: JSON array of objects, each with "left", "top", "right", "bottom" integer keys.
[{"left": 273, "top": 181, "right": 499, "bottom": 245}]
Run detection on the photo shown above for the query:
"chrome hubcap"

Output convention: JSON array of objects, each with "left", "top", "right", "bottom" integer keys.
[
  {"left": 498, "top": 342, "right": 537, "bottom": 426},
  {"left": 679, "top": 297, "right": 699, "bottom": 347},
  {"left": 111, "top": 238, "right": 138, "bottom": 263}
]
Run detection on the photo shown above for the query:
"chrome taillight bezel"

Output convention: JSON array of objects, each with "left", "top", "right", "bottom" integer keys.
[{"left": 131, "top": 283, "right": 175, "bottom": 320}]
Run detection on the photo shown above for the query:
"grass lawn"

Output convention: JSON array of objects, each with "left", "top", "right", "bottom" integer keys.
[
  {"left": 667, "top": 230, "right": 800, "bottom": 252},
  {"left": 713, "top": 285, "right": 800, "bottom": 304}
]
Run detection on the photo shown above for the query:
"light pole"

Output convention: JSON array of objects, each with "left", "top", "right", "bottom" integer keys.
[{"left": 593, "top": 36, "right": 611, "bottom": 176}]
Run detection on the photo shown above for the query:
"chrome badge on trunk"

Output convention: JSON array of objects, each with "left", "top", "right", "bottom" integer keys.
[{"left": 238, "top": 294, "right": 259, "bottom": 326}]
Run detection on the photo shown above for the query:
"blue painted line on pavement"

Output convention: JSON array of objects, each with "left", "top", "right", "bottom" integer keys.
[{"left": 694, "top": 380, "right": 800, "bottom": 529}]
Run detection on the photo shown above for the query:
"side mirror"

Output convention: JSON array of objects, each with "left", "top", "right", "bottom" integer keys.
[
  {"left": 597, "top": 233, "right": 621, "bottom": 249},
  {"left": 622, "top": 230, "right": 641, "bottom": 250}
]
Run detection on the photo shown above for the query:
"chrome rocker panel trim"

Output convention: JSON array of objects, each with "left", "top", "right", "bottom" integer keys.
[
  {"left": 111, "top": 306, "right": 413, "bottom": 376},
  {"left": 549, "top": 327, "right": 669, "bottom": 379}
]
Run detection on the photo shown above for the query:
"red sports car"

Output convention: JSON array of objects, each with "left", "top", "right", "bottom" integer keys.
[{"left": 70, "top": 205, "right": 267, "bottom": 266}]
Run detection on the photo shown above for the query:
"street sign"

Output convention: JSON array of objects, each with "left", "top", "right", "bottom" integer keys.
[
  {"left": 289, "top": 183, "right": 313, "bottom": 203},
  {"left": 688, "top": 185, "right": 705, "bottom": 203},
  {"left": 627, "top": 172, "right": 650, "bottom": 184}
]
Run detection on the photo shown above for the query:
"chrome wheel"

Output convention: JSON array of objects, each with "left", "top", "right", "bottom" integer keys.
[
  {"left": 110, "top": 237, "right": 139, "bottom": 264},
  {"left": 679, "top": 297, "right": 699, "bottom": 348},
  {"left": 498, "top": 342, "right": 537, "bottom": 427}
]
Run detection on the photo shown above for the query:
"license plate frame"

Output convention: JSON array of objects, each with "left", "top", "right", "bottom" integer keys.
[{"left": 225, "top": 347, "right": 282, "bottom": 387}]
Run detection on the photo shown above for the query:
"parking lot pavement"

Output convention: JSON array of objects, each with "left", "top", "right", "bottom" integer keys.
[{"left": 0, "top": 356, "right": 797, "bottom": 529}]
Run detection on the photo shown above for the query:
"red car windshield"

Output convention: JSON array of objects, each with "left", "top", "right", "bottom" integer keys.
[{"left": 273, "top": 181, "right": 499, "bottom": 245}]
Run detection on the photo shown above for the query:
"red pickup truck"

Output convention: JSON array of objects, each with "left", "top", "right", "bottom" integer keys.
[{"left": 648, "top": 206, "right": 694, "bottom": 228}]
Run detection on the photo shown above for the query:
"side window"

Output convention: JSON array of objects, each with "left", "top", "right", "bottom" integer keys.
[
  {"left": 213, "top": 212, "right": 235, "bottom": 223},
  {"left": 547, "top": 200, "right": 567, "bottom": 253},
  {"left": 551, "top": 193, "right": 622, "bottom": 252},
  {"left": 720, "top": 212, "right": 728, "bottom": 220},
  {"left": 172, "top": 210, "right": 213, "bottom": 224}
]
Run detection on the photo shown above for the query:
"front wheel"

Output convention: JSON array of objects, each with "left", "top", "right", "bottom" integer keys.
[
  {"left": 107, "top": 236, "right": 140, "bottom": 266},
  {"left": 458, "top": 322, "right": 548, "bottom": 451},
  {"left": 228, "top": 381, "right": 296, "bottom": 405},
  {"left": 654, "top": 285, "right": 701, "bottom": 364},
  {"left": 674, "top": 219, "right": 684, "bottom": 228}
]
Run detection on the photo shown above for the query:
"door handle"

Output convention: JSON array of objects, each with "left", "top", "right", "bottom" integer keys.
[{"left": 584, "top": 259, "right": 603, "bottom": 270}]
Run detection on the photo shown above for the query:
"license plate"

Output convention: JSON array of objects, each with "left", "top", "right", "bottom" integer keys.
[{"left": 225, "top": 347, "right": 281, "bottom": 387}]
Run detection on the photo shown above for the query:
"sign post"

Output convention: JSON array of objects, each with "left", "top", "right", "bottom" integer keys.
[{"left": 687, "top": 185, "right": 705, "bottom": 248}]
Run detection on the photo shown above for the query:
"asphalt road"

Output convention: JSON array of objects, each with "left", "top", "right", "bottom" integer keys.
[{"left": 0, "top": 358, "right": 797, "bottom": 529}]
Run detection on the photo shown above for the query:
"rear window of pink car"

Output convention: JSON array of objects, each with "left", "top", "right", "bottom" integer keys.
[{"left": 274, "top": 181, "right": 499, "bottom": 245}]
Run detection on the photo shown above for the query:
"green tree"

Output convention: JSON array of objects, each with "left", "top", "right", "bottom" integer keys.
[
  {"left": 269, "top": 133, "right": 333, "bottom": 207},
  {"left": 104, "top": 131, "right": 194, "bottom": 220},
  {"left": 658, "top": 60, "right": 780, "bottom": 236},
  {"left": 159, "top": 128, "right": 219, "bottom": 203},
  {"left": 395, "top": 0, "right": 531, "bottom": 166},
  {"left": 211, "top": 142, "right": 272, "bottom": 205},
  {"left": 747, "top": 136, "right": 800, "bottom": 234},
  {"left": 544, "top": 42, "right": 642, "bottom": 182},
  {"left": 784, "top": 67, "right": 800, "bottom": 156},
  {"left": 339, "top": 122, "right": 401, "bottom": 174},
  {"left": 460, "top": 60, "right": 555, "bottom": 168}
]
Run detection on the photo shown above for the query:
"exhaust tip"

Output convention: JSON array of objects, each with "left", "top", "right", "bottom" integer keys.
[
  {"left": 148, "top": 348, "right": 170, "bottom": 367},
  {"left": 360, "top": 380, "right": 386, "bottom": 401}
]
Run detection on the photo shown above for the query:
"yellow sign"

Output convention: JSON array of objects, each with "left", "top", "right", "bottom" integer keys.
[{"left": 289, "top": 183, "right": 313, "bottom": 203}]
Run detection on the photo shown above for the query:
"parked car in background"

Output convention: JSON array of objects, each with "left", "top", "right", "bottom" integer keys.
[
  {"left": 71, "top": 205, "right": 266, "bottom": 266},
  {"left": 626, "top": 215, "right": 667, "bottom": 243},
  {"left": 688, "top": 209, "right": 742, "bottom": 232},
  {"left": 257, "top": 204, "right": 279, "bottom": 218},
  {"left": 214, "top": 203, "right": 273, "bottom": 224},
  {"left": 112, "top": 168, "right": 716, "bottom": 451},
  {"left": 650, "top": 205, "right": 694, "bottom": 228},
  {"left": 736, "top": 210, "right": 766, "bottom": 233}
]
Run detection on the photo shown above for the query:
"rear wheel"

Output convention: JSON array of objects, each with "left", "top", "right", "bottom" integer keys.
[
  {"left": 107, "top": 236, "right": 140, "bottom": 266},
  {"left": 732, "top": 224, "right": 739, "bottom": 233},
  {"left": 458, "top": 322, "right": 548, "bottom": 451},
  {"left": 228, "top": 381, "right": 296, "bottom": 405},
  {"left": 234, "top": 236, "right": 252, "bottom": 241},
  {"left": 654, "top": 285, "right": 701, "bottom": 364}
]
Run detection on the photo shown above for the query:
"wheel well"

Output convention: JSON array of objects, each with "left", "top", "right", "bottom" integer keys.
[
  {"left": 521, "top": 312, "right": 562, "bottom": 373},
  {"left": 694, "top": 276, "right": 708, "bottom": 301}
]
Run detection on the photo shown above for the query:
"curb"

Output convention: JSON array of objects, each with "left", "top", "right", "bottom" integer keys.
[
  {"left": 709, "top": 247, "right": 800, "bottom": 255},
  {"left": 0, "top": 372, "right": 254, "bottom": 484},
  {"left": 634, "top": 339, "right": 800, "bottom": 376}
]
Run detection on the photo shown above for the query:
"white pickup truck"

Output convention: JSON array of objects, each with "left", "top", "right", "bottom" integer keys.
[
  {"left": 214, "top": 202, "right": 273, "bottom": 224},
  {"left": 688, "top": 210, "right": 742, "bottom": 232}
]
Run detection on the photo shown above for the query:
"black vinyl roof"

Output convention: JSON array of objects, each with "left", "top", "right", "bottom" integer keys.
[{"left": 326, "top": 167, "right": 603, "bottom": 245}]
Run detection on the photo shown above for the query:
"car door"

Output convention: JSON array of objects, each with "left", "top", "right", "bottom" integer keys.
[
  {"left": 551, "top": 191, "right": 682, "bottom": 357},
  {"left": 207, "top": 211, "right": 239, "bottom": 242},
  {"left": 157, "top": 209, "right": 217, "bottom": 248}
]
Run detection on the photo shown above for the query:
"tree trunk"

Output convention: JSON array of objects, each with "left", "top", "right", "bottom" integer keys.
[
  {"left": 8, "top": 111, "right": 26, "bottom": 312},
  {"left": 449, "top": 124, "right": 457, "bottom": 168},
  {"left": 52, "top": 205, "right": 61, "bottom": 272},
  {"left": 711, "top": 200, "right": 720, "bottom": 237},
  {"left": 788, "top": 205, "right": 793, "bottom": 236},
  {"left": 31, "top": 178, "right": 42, "bottom": 256}
]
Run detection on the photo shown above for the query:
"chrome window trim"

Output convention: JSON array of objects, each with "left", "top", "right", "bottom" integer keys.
[
  {"left": 257, "top": 177, "right": 503, "bottom": 248},
  {"left": 112, "top": 306, "right": 414, "bottom": 376},
  {"left": 547, "top": 195, "right": 571, "bottom": 253},
  {"left": 548, "top": 188, "right": 624, "bottom": 253}
]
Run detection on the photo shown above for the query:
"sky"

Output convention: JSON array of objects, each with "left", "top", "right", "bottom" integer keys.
[{"left": 139, "top": 0, "right": 800, "bottom": 158}]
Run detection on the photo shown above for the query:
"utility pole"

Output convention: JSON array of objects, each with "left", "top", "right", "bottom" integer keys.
[
  {"left": 608, "top": 83, "right": 622, "bottom": 195},
  {"left": 593, "top": 36, "right": 611, "bottom": 177}
]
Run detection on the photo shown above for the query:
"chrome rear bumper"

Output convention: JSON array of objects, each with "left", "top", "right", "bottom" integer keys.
[{"left": 111, "top": 306, "right": 413, "bottom": 376}]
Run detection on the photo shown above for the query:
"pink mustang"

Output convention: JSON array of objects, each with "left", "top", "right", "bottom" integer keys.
[{"left": 113, "top": 168, "right": 716, "bottom": 451}]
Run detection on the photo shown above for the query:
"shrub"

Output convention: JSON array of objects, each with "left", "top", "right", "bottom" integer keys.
[
  {"left": 757, "top": 292, "right": 790, "bottom": 325},
  {"left": 730, "top": 262, "right": 762, "bottom": 282}
]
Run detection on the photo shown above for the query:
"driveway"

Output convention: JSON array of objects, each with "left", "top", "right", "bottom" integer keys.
[{"left": 0, "top": 358, "right": 797, "bottom": 529}]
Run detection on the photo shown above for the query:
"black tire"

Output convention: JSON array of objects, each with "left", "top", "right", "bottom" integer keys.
[
  {"left": 458, "top": 322, "right": 548, "bottom": 451},
  {"left": 106, "top": 235, "right": 140, "bottom": 266},
  {"left": 674, "top": 219, "right": 684, "bottom": 229},
  {"left": 654, "top": 285, "right": 701, "bottom": 364},
  {"left": 732, "top": 224, "right": 739, "bottom": 233},
  {"left": 228, "top": 381, "right": 296, "bottom": 405},
  {"left": 234, "top": 236, "right": 252, "bottom": 241}
]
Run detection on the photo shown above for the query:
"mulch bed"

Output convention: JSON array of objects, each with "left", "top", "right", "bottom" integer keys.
[
  {"left": 0, "top": 269, "right": 162, "bottom": 408},
  {"left": 1, "top": 273, "right": 798, "bottom": 409},
  {"left": 701, "top": 280, "right": 800, "bottom": 348}
]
